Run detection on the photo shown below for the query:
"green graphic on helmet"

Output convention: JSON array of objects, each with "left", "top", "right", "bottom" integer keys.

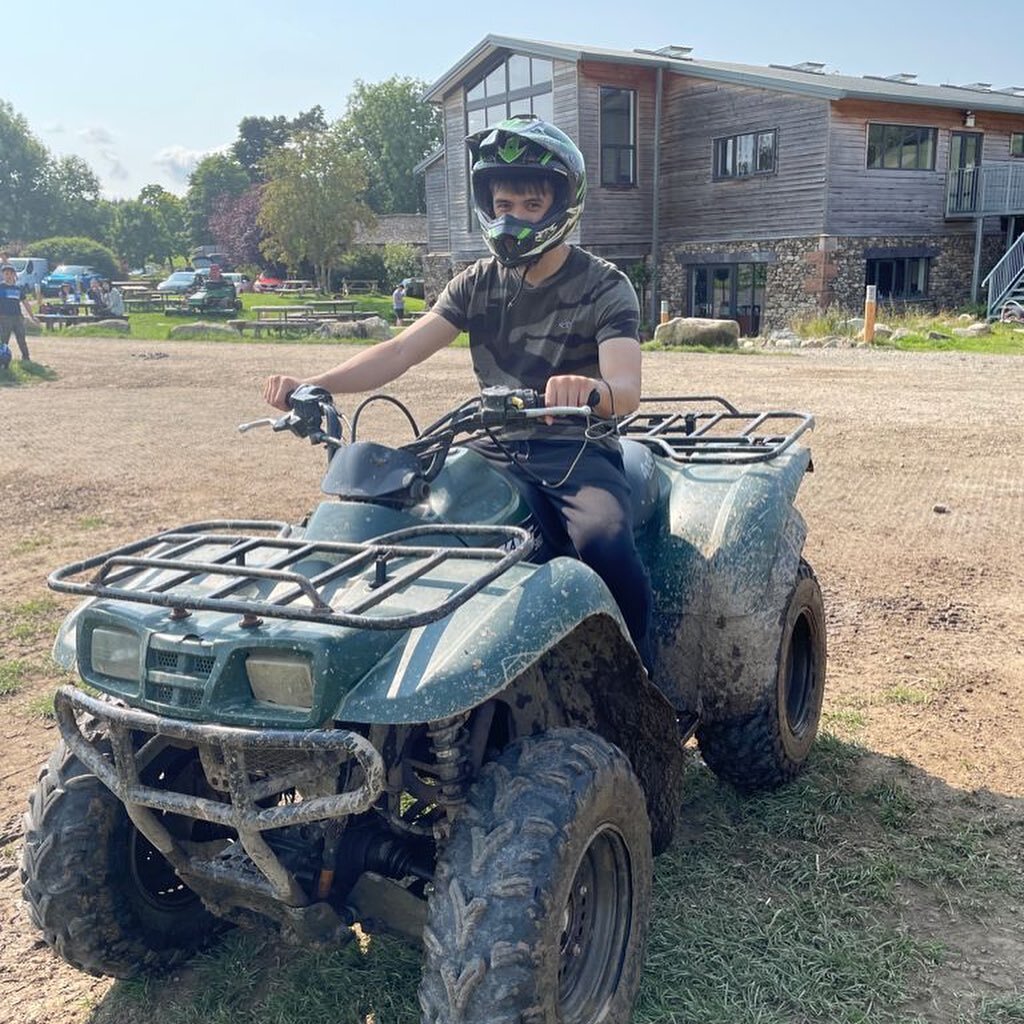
[{"left": 498, "top": 138, "right": 526, "bottom": 163}]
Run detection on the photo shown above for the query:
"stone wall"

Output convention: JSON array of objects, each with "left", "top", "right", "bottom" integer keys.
[{"left": 660, "top": 231, "right": 1008, "bottom": 333}]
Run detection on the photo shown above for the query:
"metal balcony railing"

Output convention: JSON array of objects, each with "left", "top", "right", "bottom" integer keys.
[{"left": 946, "top": 162, "right": 1024, "bottom": 217}]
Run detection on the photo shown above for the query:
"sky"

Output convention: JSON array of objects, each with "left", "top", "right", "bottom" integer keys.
[{"left": 5, "top": 0, "right": 1023, "bottom": 200}]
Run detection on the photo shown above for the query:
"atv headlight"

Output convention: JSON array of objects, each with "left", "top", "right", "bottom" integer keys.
[
  {"left": 245, "top": 652, "right": 313, "bottom": 709},
  {"left": 90, "top": 626, "right": 141, "bottom": 681}
]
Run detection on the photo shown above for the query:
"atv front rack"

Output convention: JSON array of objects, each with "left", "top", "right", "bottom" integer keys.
[
  {"left": 48, "top": 520, "right": 534, "bottom": 630},
  {"left": 619, "top": 396, "right": 814, "bottom": 464}
]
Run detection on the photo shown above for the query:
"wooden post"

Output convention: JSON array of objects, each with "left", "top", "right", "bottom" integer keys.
[
  {"left": 864, "top": 285, "right": 877, "bottom": 343},
  {"left": 660, "top": 299, "right": 670, "bottom": 325}
]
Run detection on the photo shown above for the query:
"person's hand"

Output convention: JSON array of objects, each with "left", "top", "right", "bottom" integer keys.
[
  {"left": 543, "top": 375, "right": 602, "bottom": 424},
  {"left": 263, "top": 374, "right": 301, "bottom": 411}
]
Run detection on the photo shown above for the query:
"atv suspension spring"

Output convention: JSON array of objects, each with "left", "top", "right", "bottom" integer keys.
[{"left": 426, "top": 714, "right": 472, "bottom": 813}]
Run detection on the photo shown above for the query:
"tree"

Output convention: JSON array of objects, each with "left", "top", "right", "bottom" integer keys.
[
  {"left": 382, "top": 243, "right": 421, "bottom": 284},
  {"left": 338, "top": 77, "right": 442, "bottom": 213},
  {"left": 0, "top": 100, "right": 52, "bottom": 243},
  {"left": 209, "top": 185, "right": 264, "bottom": 268},
  {"left": 258, "top": 127, "right": 374, "bottom": 292},
  {"left": 231, "top": 106, "right": 327, "bottom": 181},
  {"left": 185, "top": 154, "right": 250, "bottom": 245},
  {"left": 43, "top": 155, "right": 105, "bottom": 239}
]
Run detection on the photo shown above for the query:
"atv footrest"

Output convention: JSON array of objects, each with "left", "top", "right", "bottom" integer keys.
[{"left": 47, "top": 518, "right": 535, "bottom": 629}]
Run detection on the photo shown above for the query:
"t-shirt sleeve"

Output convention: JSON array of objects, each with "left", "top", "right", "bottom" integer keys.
[
  {"left": 432, "top": 264, "right": 476, "bottom": 331},
  {"left": 594, "top": 271, "right": 641, "bottom": 344}
]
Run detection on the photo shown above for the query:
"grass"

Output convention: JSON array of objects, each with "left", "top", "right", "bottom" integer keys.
[
  {"left": 0, "top": 659, "right": 28, "bottom": 697},
  {"left": 790, "top": 306, "right": 1024, "bottom": 354},
  {"left": 0, "top": 358, "right": 57, "bottom": 386},
  {"left": 83, "top": 733, "right": 1024, "bottom": 1024}
]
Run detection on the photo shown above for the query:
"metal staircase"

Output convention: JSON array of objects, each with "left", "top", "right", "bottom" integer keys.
[{"left": 982, "top": 231, "right": 1024, "bottom": 320}]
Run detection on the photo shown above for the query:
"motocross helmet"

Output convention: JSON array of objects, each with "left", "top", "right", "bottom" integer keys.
[{"left": 467, "top": 114, "right": 586, "bottom": 267}]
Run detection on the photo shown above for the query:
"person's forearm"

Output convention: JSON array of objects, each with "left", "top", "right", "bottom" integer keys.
[{"left": 595, "top": 373, "right": 640, "bottom": 416}]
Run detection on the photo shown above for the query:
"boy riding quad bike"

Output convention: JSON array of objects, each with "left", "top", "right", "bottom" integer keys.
[
  {"left": 186, "top": 264, "right": 241, "bottom": 315},
  {"left": 21, "top": 116, "right": 826, "bottom": 1023},
  {"left": 22, "top": 383, "right": 825, "bottom": 1023}
]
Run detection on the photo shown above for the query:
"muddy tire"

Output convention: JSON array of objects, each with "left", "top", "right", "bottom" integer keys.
[
  {"left": 697, "top": 559, "right": 826, "bottom": 790},
  {"left": 20, "top": 739, "right": 221, "bottom": 978},
  {"left": 418, "top": 728, "right": 652, "bottom": 1024}
]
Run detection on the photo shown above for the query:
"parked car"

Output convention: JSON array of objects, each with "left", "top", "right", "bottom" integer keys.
[
  {"left": 7, "top": 256, "right": 50, "bottom": 291},
  {"left": 253, "top": 273, "right": 283, "bottom": 293},
  {"left": 223, "top": 272, "right": 252, "bottom": 293},
  {"left": 156, "top": 271, "right": 202, "bottom": 294},
  {"left": 41, "top": 265, "right": 101, "bottom": 297}
]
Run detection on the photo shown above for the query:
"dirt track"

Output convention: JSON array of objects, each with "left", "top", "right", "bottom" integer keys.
[{"left": 0, "top": 337, "right": 1022, "bottom": 1021}]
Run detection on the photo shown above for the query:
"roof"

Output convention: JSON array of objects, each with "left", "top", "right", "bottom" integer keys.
[
  {"left": 423, "top": 34, "right": 1024, "bottom": 116},
  {"left": 354, "top": 214, "right": 428, "bottom": 246}
]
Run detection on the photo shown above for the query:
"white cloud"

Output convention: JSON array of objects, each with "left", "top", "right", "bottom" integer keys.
[
  {"left": 153, "top": 144, "right": 229, "bottom": 185},
  {"left": 79, "top": 125, "right": 116, "bottom": 146}
]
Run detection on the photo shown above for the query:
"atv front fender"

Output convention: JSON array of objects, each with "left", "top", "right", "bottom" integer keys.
[{"left": 336, "top": 557, "right": 631, "bottom": 724}]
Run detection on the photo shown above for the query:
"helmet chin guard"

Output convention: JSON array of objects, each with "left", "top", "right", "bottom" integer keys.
[{"left": 468, "top": 115, "right": 587, "bottom": 267}]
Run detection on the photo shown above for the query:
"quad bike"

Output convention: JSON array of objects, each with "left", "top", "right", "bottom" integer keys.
[
  {"left": 21, "top": 384, "right": 826, "bottom": 1023},
  {"left": 185, "top": 285, "right": 242, "bottom": 315}
]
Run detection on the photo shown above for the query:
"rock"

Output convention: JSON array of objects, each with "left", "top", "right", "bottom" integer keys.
[
  {"left": 768, "top": 328, "right": 798, "bottom": 342},
  {"left": 957, "top": 312, "right": 974, "bottom": 321},
  {"left": 952, "top": 322, "right": 991, "bottom": 337},
  {"left": 845, "top": 317, "right": 865, "bottom": 332},
  {"left": 68, "top": 318, "right": 131, "bottom": 335},
  {"left": 891, "top": 328, "right": 912, "bottom": 340},
  {"left": 314, "top": 315, "right": 393, "bottom": 341},
  {"left": 927, "top": 330, "right": 949, "bottom": 340},
  {"left": 872, "top": 325, "right": 893, "bottom": 340},
  {"left": 169, "top": 321, "right": 240, "bottom": 339},
  {"left": 654, "top": 317, "right": 739, "bottom": 348},
  {"left": 933, "top": 504, "right": 950, "bottom": 514}
]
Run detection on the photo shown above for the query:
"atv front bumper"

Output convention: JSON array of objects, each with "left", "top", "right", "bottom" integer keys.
[{"left": 54, "top": 686, "right": 384, "bottom": 913}]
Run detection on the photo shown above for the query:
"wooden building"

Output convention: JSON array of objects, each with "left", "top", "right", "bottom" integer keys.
[{"left": 419, "top": 36, "right": 1024, "bottom": 332}]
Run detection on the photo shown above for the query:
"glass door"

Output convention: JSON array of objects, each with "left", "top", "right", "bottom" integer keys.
[
  {"left": 948, "top": 131, "right": 983, "bottom": 215},
  {"left": 690, "top": 264, "right": 765, "bottom": 336}
]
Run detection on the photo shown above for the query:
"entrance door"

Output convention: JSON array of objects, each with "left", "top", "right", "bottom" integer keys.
[
  {"left": 690, "top": 264, "right": 765, "bottom": 336},
  {"left": 948, "top": 131, "right": 983, "bottom": 214}
]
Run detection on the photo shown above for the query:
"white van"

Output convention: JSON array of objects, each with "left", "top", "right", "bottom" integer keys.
[{"left": 7, "top": 257, "right": 50, "bottom": 291}]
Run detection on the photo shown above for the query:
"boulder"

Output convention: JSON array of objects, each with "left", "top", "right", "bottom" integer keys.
[
  {"left": 952, "top": 322, "right": 991, "bottom": 337},
  {"left": 314, "top": 315, "right": 392, "bottom": 341},
  {"left": 653, "top": 317, "right": 739, "bottom": 348},
  {"left": 169, "top": 321, "right": 240, "bottom": 339},
  {"left": 68, "top": 318, "right": 131, "bottom": 335}
]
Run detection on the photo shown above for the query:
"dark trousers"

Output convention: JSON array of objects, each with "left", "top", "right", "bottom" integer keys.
[
  {"left": 0, "top": 315, "right": 29, "bottom": 360},
  {"left": 470, "top": 438, "right": 653, "bottom": 669}
]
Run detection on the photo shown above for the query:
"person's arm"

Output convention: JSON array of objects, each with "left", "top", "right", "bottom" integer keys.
[
  {"left": 20, "top": 292, "right": 39, "bottom": 324},
  {"left": 262, "top": 311, "right": 460, "bottom": 410},
  {"left": 543, "top": 337, "right": 642, "bottom": 417}
]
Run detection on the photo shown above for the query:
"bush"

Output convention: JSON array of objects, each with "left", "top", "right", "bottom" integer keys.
[
  {"left": 23, "top": 236, "right": 119, "bottom": 278},
  {"left": 333, "top": 247, "right": 386, "bottom": 292}
]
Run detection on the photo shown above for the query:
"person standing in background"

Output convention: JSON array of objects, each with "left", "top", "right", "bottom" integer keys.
[
  {"left": 1, "top": 263, "right": 38, "bottom": 362},
  {"left": 391, "top": 282, "right": 406, "bottom": 325}
]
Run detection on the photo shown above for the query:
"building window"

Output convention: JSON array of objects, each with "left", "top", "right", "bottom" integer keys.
[
  {"left": 866, "top": 256, "right": 930, "bottom": 300},
  {"left": 600, "top": 87, "right": 636, "bottom": 186},
  {"left": 1012, "top": 133, "right": 1024, "bottom": 157},
  {"left": 713, "top": 130, "right": 777, "bottom": 178},
  {"left": 866, "top": 123, "right": 937, "bottom": 170},
  {"left": 465, "top": 55, "right": 554, "bottom": 130}
]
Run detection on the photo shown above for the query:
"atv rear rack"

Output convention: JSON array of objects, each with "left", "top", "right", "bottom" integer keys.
[
  {"left": 48, "top": 520, "right": 534, "bottom": 630},
  {"left": 619, "top": 396, "right": 814, "bottom": 464}
]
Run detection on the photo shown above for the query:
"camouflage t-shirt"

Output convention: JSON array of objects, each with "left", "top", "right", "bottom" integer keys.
[{"left": 433, "top": 247, "right": 640, "bottom": 440}]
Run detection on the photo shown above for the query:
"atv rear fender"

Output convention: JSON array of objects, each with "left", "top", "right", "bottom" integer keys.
[{"left": 650, "top": 448, "right": 811, "bottom": 719}]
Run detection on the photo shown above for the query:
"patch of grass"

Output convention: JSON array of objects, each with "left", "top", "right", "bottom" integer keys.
[
  {"left": 0, "top": 359, "right": 57, "bottom": 386},
  {"left": 84, "top": 733, "right": 1024, "bottom": 1024},
  {"left": 882, "top": 685, "right": 932, "bottom": 706},
  {"left": 0, "top": 659, "right": 28, "bottom": 697},
  {"left": 78, "top": 514, "right": 107, "bottom": 529},
  {"left": 8, "top": 535, "right": 50, "bottom": 555},
  {"left": 23, "top": 690, "right": 56, "bottom": 719},
  {"left": 9, "top": 596, "right": 62, "bottom": 641},
  {"left": 641, "top": 340, "right": 763, "bottom": 354},
  {"left": 823, "top": 707, "right": 869, "bottom": 730}
]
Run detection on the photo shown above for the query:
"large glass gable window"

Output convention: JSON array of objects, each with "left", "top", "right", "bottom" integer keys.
[
  {"left": 600, "top": 87, "right": 636, "bottom": 186},
  {"left": 465, "top": 55, "right": 554, "bottom": 134},
  {"left": 867, "top": 124, "right": 937, "bottom": 170}
]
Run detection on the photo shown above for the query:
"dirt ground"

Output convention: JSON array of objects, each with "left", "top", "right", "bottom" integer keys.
[{"left": 0, "top": 337, "right": 1022, "bottom": 1022}]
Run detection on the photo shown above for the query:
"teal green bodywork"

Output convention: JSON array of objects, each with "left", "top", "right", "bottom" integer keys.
[{"left": 62, "top": 440, "right": 812, "bottom": 728}]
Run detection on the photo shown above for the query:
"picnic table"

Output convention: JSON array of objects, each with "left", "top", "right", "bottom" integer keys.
[
  {"left": 277, "top": 280, "right": 315, "bottom": 297},
  {"left": 252, "top": 305, "right": 315, "bottom": 321},
  {"left": 307, "top": 299, "right": 358, "bottom": 316}
]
